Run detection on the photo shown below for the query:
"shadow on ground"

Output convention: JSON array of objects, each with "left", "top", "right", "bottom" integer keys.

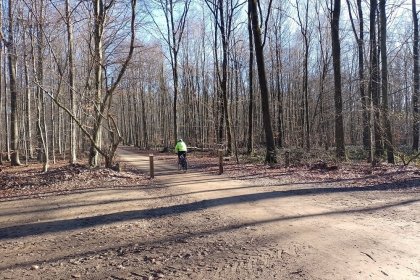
[{"left": 1, "top": 179, "right": 418, "bottom": 240}]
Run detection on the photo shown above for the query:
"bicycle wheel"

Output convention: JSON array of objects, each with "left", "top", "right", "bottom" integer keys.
[{"left": 182, "top": 159, "right": 188, "bottom": 171}]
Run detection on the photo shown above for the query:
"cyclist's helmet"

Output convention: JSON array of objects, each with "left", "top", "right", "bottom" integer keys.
[{"left": 177, "top": 139, "right": 183, "bottom": 142}]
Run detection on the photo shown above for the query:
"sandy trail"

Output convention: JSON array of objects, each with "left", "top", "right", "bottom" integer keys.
[
  {"left": 118, "top": 148, "right": 420, "bottom": 279},
  {"left": 0, "top": 147, "right": 419, "bottom": 279}
]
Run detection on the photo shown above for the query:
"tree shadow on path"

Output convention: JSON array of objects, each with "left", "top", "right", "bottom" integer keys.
[
  {"left": 0, "top": 196, "right": 418, "bottom": 271},
  {"left": 1, "top": 179, "right": 418, "bottom": 240}
]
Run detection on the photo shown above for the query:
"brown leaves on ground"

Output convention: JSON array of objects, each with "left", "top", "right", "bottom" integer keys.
[
  {"left": 187, "top": 153, "right": 420, "bottom": 190},
  {"left": 1, "top": 151, "right": 419, "bottom": 200},
  {"left": 0, "top": 161, "right": 148, "bottom": 200}
]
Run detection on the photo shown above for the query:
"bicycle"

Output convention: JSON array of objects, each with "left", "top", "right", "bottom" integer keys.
[{"left": 178, "top": 154, "right": 188, "bottom": 172}]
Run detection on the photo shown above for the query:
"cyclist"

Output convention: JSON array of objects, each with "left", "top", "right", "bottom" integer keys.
[{"left": 175, "top": 139, "right": 188, "bottom": 164}]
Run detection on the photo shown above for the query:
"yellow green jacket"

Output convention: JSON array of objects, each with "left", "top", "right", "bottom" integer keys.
[{"left": 175, "top": 141, "right": 187, "bottom": 153}]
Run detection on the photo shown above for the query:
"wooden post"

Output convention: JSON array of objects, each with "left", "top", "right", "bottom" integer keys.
[
  {"left": 149, "top": 154, "right": 154, "bottom": 179},
  {"left": 218, "top": 150, "right": 223, "bottom": 175},
  {"left": 285, "top": 151, "right": 290, "bottom": 168}
]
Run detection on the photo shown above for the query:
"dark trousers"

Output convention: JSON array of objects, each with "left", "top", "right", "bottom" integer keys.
[{"left": 177, "top": 151, "right": 187, "bottom": 160}]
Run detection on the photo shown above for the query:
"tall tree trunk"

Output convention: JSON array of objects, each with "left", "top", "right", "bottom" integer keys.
[
  {"left": 8, "top": 0, "right": 21, "bottom": 166},
  {"left": 247, "top": 1, "right": 254, "bottom": 155},
  {"left": 162, "top": 0, "right": 191, "bottom": 145},
  {"left": 413, "top": 0, "right": 419, "bottom": 151},
  {"left": 379, "top": 0, "right": 394, "bottom": 163},
  {"left": 66, "top": 0, "right": 77, "bottom": 164},
  {"left": 4, "top": 61, "right": 11, "bottom": 162},
  {"left": 357, "top": 0, "right": 370, "bottom": 153},
  {"left": 218, "top": 0, "right": 233, "bottom": 155},
  {"left": 23, "top": 29, "right": 33, "bottom": 159},
  {"left": 0, "top": 0, "right": 3, "bottom": 165},
  {"left": 89, "top": 0, "right": 105, "bottom": 167},
  {"left": 369, "top": 0, "right": 382, "bottom": 162},
  {"left": 347, "top": 0, "right": 371, "bottom": 153},
  {"left": 141, "top": 86, "right": 148, "bottom": 148},
  {"left": 331, "top": 0, "right": 346, "bottom": 159},
  {"left": 249, "top": 0, "right": 276, "bottom": 163},
  {"left": 295, "top": 0, "right": 310, "bottom": 150},
  {"left": 50, "top": 96, "right": 56, "bottom": 164},
  {"left": 274, "top": 10, "right": 284, "bottom": 149},
  {"left": 172, "top": 50, "right": 179, "bottom": 144},
  {"left": 37, "top": 0, "right": 49, "bottom": 171}
]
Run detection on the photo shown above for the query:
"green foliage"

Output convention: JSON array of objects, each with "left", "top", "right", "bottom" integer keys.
[{"left": 346, "top": 146, "right": 368, "bottom": 161}]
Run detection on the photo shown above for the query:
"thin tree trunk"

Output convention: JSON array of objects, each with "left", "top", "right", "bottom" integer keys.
[
  {"left": 51, "top": 96, "right": 56, "bottom": 164},
  {"left": 295, "top": 0, "right": 310, "bottom": 150},
  {"left": 413, "top": 0, "right": 419, "bottom": 151},
  {"left": 218, "top": 0, "right": 233, "bottom": 156},
  {"left": 37, "top": 0, "right": 49, "bottom": 171},
  {"left": 66, "top": 0, "right": 77, "bottom": 163},
  {"left": 41, "top": 93, "right": 49, "bottom": 172},
  {"left": 23, "top": 29, "right": 34, "bottom": 159},
  {"left": 357, "top": 0, "right": 370, "bottom": 152},
  {"left": 379, "top": 0, "right": 394, "bottom": 163},
  {"left": 141, "top": 86, "right": 148, "bottom": 149},
  {"left": 4, "top": 48, "right": 11, "bottom": 161},
  {"left": 347, "top": 0, "right": 370, "bottom": 153},
  {"left": 370, "top": 0, "right": 382, "bottom": 162},
  {"left": 164, "top": 0, "right": 191, "bottom": 145},
  {"left": 274, "top": 25, "right": 283, "bottom": 149},
  {"left": 8, "top": 0, "right": 21, "bottom": 166},
  {"left": 247, "top": 1, "right": 254, "bottom": 155}
]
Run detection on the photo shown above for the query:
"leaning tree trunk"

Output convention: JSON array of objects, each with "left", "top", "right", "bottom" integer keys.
[
  {"left": 249, "top": 0, "right": 277, "bottom": 164},
  {"left": 331, "top": 0, "right": 346, "bottom": 159}
]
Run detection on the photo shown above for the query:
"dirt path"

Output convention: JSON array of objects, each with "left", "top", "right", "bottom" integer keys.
[{"left": 0, "top": 147, "right": 419, "bottom": 279}]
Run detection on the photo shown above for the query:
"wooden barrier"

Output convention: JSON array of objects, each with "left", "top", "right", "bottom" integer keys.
[
  {"left": 218, "top": 150, "right": 223, "bottom": 175},
  {"left": 149, "top": 154, "right": 154, "bottom": 179}
]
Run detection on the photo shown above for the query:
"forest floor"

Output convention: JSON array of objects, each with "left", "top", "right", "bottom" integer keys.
[{"left": 0, "top": 146, "right": 419, "bottom": 280}]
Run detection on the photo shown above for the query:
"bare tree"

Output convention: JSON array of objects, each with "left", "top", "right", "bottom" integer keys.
[
  {"left": 247, "top": 0, "right": 254, "bottom": 154},
  {"left": 369, "top": 0, "right": 382, "bottom": 162},
  {"left": 4, "top": 0, "right": 22, "bottom": 166},
  {"left": 330, "top": 0, "right": 345, "bottom": 159},
  {"left": 22, "top": 17, "right": 34, "bottom": 160},
  {"left": 204, "top": 0, "right": 242, "bottom": 156},
  {"left": 295, "top": 0, "right": 311, "bottom": 150},
  {"left": 33, "top": 0, "right": 50, "bottom": 171},
  {"left": 249, "top": 0, "right": 276, "bottom": 163},
  {"left": 346, "top": 0, "right": 370, "bottom": 153},
  {"left": 147, "top": 0, "right": 191, "bottom": 145},
  {"left": 379, "top": 0, "right": 394, "bottom": 163},
  {"left": 42, "top": 0, "right": 138, "bottom": 168},
  {"left": 65, "top": 0, "right": 77, "bottom": 164}
]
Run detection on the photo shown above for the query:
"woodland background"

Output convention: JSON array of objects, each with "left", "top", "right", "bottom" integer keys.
[{"left": 0, "top": 0, "right": 419, "bottom": 170}]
